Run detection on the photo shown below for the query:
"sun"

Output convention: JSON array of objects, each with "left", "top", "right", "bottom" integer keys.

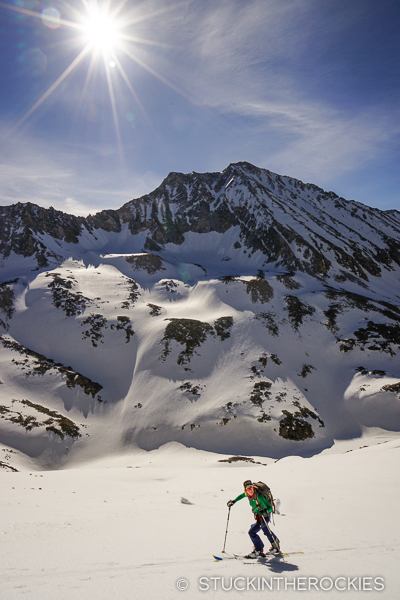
[
  {"left": 82, "top": 7, "right": 120, "bottom": 54},
  {"left": 2, "top": 0, "right": 184, "bottom": 143}
]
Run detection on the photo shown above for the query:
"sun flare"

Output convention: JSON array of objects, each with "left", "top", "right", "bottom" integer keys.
[
  {"left": 83, "top": 9, "right": 119, "bottom": 53},
  {"left": 2, "top": 0, "right": 183, "bottom": 144}
]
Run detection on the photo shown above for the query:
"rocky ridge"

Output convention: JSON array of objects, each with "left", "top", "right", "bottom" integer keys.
[
  {"left": 0, "top": 162, "right": 399, "bottom": 469},
  {"left": 1, "top": 162, "right": 400, "bottom": 283}
]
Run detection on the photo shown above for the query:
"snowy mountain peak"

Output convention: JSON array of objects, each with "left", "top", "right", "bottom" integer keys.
[
  {"left": 0, "top": 163, "right": 399, "bottom": 469},
  {"left": 114, "top": 161, "right": 400, "bottom": 286}
]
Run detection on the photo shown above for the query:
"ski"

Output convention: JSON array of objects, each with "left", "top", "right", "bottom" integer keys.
[
  {"left": 235, "top": 551, "right": 304, "bottom": 559},
  {"left": 213, "top": 551, "right": 303, "bottom": 561},
  {"left": 265, "top": 551, "right": 304, "bottom": 558}
]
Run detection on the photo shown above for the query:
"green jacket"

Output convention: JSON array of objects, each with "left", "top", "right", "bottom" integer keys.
[{"left": 233, "top": 491, "right": 273, "bottom": 515}]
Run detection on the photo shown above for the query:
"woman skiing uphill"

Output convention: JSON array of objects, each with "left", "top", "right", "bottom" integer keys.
[{"left": 227, "top": 480, "right": 280, "bottom": 559}]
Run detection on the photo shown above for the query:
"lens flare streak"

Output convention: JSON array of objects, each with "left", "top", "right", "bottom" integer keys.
[
  {"left": 0, "top": 0, "right": 187, "bottom": 148},
  {"left": 104, "top": 60, "right": 122, "bottom": 153},
  {"left": 15, "top": 46, "right": 91, "bottom": 129},
  {"left": 109, "top": 54, "right": 147, "bottom": 118},
  {"left": 0, "top": 1, "right": 81, "bottom": 31}
]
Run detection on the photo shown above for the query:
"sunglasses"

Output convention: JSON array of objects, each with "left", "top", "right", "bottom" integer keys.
[{"left": 246, "top": 486, "right": 254, "bottom": 491}]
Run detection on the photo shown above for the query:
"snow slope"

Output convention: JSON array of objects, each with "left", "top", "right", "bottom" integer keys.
[
  {"left": 1, "top": 435, "right": 399, "bottom": 600},
  {"left": 1, "top": 162, "right": 400, "bottom": 597},
  {"left": 1, "top": 252, "right": 400, "bottom": 466},
  {"left": 1, "top": 162, "right": 400, "bottom": 467}
]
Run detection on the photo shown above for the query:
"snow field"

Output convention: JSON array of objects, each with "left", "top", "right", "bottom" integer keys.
[
  {"left": 1, "top": 436, "right": 399, "bottom": 600},
  {"left": 2, "top": 255, "right": 399, "bottom": 463}
]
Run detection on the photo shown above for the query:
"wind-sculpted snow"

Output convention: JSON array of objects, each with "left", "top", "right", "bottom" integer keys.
[{"left": 0, "top": 162, "right": 399, "bottom": 467}]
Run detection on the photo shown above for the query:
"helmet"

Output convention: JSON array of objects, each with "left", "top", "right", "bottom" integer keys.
[{"left": 243, "top": 480, "right": 252, "bottom": 489}]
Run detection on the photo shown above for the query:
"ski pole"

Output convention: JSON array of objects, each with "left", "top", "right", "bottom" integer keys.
[
  {"left": 261, "top": 513, "right": 274, "bottom": 538},
  {"left": 261, "top": 513, "right": 279, "bottom": 551},
  {"left": 222, "top": 506, "right": 231, "bottom": 553}
]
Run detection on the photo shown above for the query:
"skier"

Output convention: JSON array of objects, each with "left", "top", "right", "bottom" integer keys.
[{"left": 227, "top": 479, "right": 280, "bottom": 558}]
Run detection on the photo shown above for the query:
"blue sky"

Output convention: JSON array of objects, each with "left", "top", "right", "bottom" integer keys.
[{"left": 0, "top": 0, "right": 399, "bottom": 215}]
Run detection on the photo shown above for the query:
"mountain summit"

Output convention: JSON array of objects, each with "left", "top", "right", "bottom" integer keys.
[
  {"left": 1, "top": 162, "right": 399, "bottom": 469},
  {"left": 2, "top": 161, "right": 400, "bottom": 283}
]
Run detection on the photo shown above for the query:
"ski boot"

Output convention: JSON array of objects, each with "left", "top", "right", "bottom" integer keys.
[{"left": 245, "top": 548, "right": 265, "bottom": 559}]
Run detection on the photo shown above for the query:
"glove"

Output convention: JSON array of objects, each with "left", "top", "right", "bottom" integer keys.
[{"left": 227, "top": 500, "right": 235, "bottom": 507}]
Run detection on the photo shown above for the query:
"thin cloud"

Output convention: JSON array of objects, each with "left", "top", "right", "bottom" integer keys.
[
  {"left": 0, "top": 158, "right": 72, "bottom": 207},
  {"left": 0, "top": 130, "right": 159, "bottom": 212},
  {"left": 223, "top": 99, "right": 398, "bottom": 182},
  {"left": 162, "top": 0, "right": 400, "bottom": 184}
]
